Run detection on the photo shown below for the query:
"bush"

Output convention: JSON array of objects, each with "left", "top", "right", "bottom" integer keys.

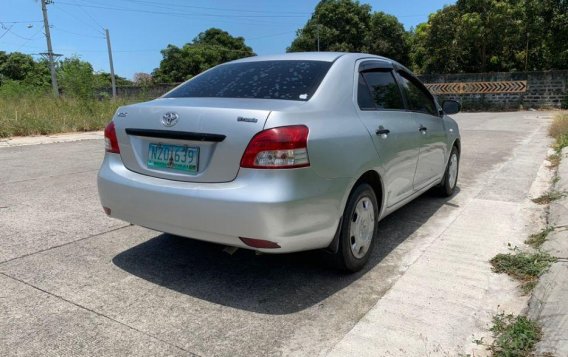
[{"left": 0, "top": 80, "right": 49, "bottom": 98}]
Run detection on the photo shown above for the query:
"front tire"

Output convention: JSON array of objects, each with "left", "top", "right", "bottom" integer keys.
[
  {"left": 335, "top": 183, "right": 378, "bottom": 272},
  {"left": 438, "top": 146, "right": 459, "bottom": 197}
]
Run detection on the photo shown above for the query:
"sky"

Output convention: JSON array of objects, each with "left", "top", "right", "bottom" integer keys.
[{"left": 1, "top": 0, "right": 454, "bottom": 80}]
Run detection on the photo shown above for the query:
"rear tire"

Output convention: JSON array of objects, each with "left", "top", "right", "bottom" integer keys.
[
  {"left": 334, "top": 183, "right": 378, "bottom": 272},
  {"left": 438, "top": 146, "right": 459, "bottom": 197}
]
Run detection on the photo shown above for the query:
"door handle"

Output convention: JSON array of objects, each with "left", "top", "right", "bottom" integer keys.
[
  {"left": 376, "top": 128, "right": 390, "bottom": 135},
  {"left": 419, "top": 126, "right": 428, "bottom": 133}
]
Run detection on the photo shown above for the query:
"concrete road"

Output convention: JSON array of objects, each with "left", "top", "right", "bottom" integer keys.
[{"left": 0, "top": 112, "right": 554, "bottom": 356}]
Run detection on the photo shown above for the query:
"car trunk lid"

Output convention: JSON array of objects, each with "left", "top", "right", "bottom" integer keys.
[{"left": 114, "top": 98, "right": 288, "bottom": 183}]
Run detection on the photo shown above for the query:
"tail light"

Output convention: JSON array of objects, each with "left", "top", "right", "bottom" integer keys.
[
  {"left": 240, "top": 125, "right": 310, "bottom": 169},
  {"left": 104, "top": 121, "right": 120, "bottom": 154}
]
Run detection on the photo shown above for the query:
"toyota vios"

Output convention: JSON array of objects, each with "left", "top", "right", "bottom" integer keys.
[{"left": 98, "top": 52, "right": 461, "bottom": 272}]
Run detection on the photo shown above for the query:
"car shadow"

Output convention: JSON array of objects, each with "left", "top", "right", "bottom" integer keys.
[{"left": 112, "top": 188, "right": 460, "bottom": 315}]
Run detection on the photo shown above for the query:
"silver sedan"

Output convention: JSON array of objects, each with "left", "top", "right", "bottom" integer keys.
[{"left": 98, "top": 52, "right": 461, "bottom": 272}]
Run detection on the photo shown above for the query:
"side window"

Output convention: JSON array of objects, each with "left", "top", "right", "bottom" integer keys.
[
  {"left": 357, "top": 74, "right": 376, "bottom": 110},
  {"left": 398, "top": 73, "right": 437, "bottom": 116},
  {"left": 360, "top": 70, "right": 405, "bottom": 110}
]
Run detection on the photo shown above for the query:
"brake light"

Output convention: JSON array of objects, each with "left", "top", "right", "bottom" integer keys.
[
  {"left": 240, "top": 125, "right": 310, "bottom": 169},
  {"left": 104, "top": 121, "right": 120, "bottom": 154}
]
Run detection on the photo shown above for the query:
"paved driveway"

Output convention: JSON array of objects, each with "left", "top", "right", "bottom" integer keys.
[{"left": 0, "top": 112, "right": 553, "bottom": 356}]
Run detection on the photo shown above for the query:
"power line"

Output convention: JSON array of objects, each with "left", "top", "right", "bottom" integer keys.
[
  {"left": 72, "top": 0, "right": 106, "bottom": 32},
  {"left": 0, "top": 25, "right": 14, "bottom": 40},
  {"left": 248, "top": 31, "right": 297, "bottom": 41},
  {"left": 15, "top": 28, "right": 43, "bottom": 52},
  {"left": 51, "top": 2, "right": 106, "bottom": 35},
  {"left": 0, "top": 20, "right": 44, "bottom": 24},
  {"left": 52, "top": 43, "right": 255, "bottom": 54},
  {"left": 0, "top": 23, "right": 36, "bottom": 40},
  {"left": 56, "top": 1, "right": 301, "bottom": 27},
  {"left": 100, "top": 0, "right": 310, "bottom": 15},
  {"left": 51, "top": 25, "right": 105, "bottom": 39},
  {"left": 56, "top": 1, "right": 306, "bottom": 18}
]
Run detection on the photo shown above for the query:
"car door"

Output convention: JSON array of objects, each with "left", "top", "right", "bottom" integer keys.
[
  {"left": 355, "top": 61, "right": 420, "bottom": 208},
  {"left": 396, "top": 70, "right": 447, "bottom": 190}
]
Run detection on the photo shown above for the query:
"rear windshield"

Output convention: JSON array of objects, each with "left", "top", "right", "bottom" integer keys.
[{"left": 165, "top": 60, "right": 332, "bottom": 101}]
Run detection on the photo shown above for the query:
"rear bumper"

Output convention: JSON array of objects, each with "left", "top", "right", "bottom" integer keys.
[{"left": 97, "top": 154, "right": 348, "bottom": 253}]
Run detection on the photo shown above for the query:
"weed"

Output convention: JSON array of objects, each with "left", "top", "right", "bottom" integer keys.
[
  {"left": 547, "top": 153, "right": 561, "bottom": 169},
  {"left": 490, "top": 251, "right": 556, "bottom": 293},
  {"left": 532, "top": 190, "right": 566, "bottom": 205},
  {"left": 489, "top": 313, "right": 541, "bottom": 356},
  {"left": 525, "top": 227, "right": 553, "bottom": 249},
  {"left": 549, "top": 113, "right": 568, "bottom": 153}
]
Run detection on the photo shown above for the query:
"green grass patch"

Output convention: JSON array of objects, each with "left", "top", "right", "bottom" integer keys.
[
  {"left": 0, "top": 94, "right": 143, "bottom": 138},
  {"left": 489, "top": 313, "right": 541, "bottom": 356},
  {"left": 525, "top": 227, "right": 553, "bottom": 249},
  {"left": 490, "top": 251, "right": 556, "bottom": 294},
  {"left": 531, "top": 190, "right": 566, "bottom": 205}
]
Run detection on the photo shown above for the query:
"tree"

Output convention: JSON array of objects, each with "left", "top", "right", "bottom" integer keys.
[
  {"left": 288, "top": 0, "right": 410, "bottom": 65},
  {"left": 0, "top": 52, "right": 51, "bottom": 88},
  {"left": 153, "top": 28, "right": 254, "bottom": 83},
  {"left": 0, "top": 52, "right": 37, "bottom": 81},
  {"left": 133, "top": 72, "right": 154, "bottom": 86},
  {"left": 410, "top": 0, "right": 568, "bottom": 74},
  {"left": 522, "top": 0, "right": 568, "bottom": 71},
  {"left": 288, "top": 0, "right": 372, "bottom": 53},
  {"left": 367, "top": 12, "right": 411, "bottom": 65},
  {"left": 410, "top": 5, "right": 465, "bottom": 74},
  {"left": 57, "top": 57, "right": 96, "bottom": 98},
  {"left": 94, "top": 72, "right": 132, "bottom": 87}
]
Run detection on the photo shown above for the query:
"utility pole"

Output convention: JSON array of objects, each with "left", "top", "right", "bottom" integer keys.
[
  {"left": 41, "top": 0, "right": 59, "bottom": 97},
  {"left": 105, "top": 29, "right": 117, "bottom": 99}
]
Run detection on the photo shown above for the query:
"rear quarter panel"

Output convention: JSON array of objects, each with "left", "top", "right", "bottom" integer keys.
[
  {"left": 264, "top": 55, "right": 382, "bottom": 181},
  {"left": 264, "top": 55, "right": 386, "bottom": 218}
]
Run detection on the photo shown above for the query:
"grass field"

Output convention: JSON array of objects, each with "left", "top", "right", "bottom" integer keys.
[{"left": 0, "top": 95, "right": 144, "bottom": 138}]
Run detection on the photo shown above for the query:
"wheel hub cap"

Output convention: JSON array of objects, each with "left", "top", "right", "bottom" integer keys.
[
  {"left": 349, "top": 197, "right": 375, "bottom": 259},
  {"left": 448, "top": 153, "right": 458, "bottom": 189}
]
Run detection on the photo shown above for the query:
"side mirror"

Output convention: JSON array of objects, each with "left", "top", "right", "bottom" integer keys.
[{"left": 442, "top": 100, "right": 461, "bottom": 115}]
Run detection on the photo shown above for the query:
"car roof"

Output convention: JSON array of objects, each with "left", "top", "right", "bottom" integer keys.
[{"left": 231, "top": 52, "right": 394, "bottom": 64}]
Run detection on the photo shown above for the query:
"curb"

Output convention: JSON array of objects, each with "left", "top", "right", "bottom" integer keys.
[
  {"left": 528, "top": 147, "right": 568, "bottom": 355},
  {"left": 0, "top": 131, "right": 103, "bottom": 148}
]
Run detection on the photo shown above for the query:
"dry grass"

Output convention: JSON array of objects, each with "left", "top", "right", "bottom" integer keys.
[
  {"left": 0, "top": 95, "right": 137, "bottom": 138},
  {"left": 531, "top": 190, "right": 566, "bottom": 205},
  {"left": 549, "top": 112, "right": 568, "bottom": 152},
  {"left": 547, "top": 153, "right": 561, "bottom": 169}
]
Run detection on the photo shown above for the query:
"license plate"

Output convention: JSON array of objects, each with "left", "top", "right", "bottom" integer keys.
[{"left": 147, "top": 143, "right": 199, "bottom": 173}]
